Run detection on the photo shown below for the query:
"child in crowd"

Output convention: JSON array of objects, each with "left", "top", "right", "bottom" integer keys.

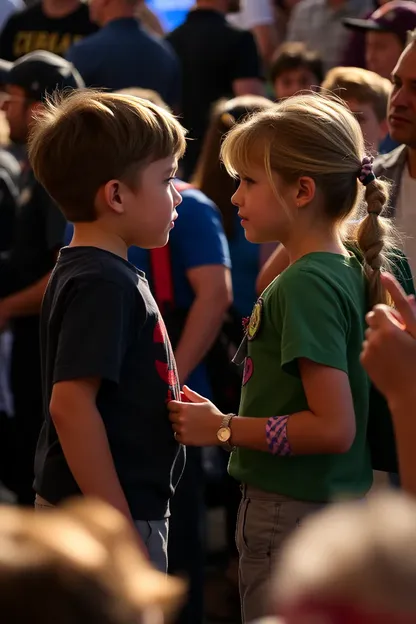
[
  {"left": 270, "top": 42, "right": 323, "bottom": 100},
  {"left": 322, "top": 66, "right": 391, "bottom": 155},
  {"left": 28, "top": 90, "right": 187, "bottom": 573},
  {"left": 167, "top": 93, "right": 393, "bottom": 621},
  {"left": 0, "top": 498, "right": 184, "bottom": 623}
]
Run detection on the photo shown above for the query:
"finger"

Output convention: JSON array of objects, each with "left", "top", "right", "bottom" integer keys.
[
  {"left": 382, "top": 273, "right": 416, "bottom": 334},
  {"left": 182, "top": 385, "right": 209, "bottom": 404},
  {"left": 168, "top": 411, "right": 182, "bottom": 423},
  {"left": 167, "top": 400, "right": 182, "bottom": 412}
]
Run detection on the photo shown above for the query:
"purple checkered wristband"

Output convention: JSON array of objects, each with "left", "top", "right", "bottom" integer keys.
[{"left": 266, "top": 415, "right": 293, "bottom": 456}]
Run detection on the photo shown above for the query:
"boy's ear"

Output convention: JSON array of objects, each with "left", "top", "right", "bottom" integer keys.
[{"left": 103, "top": 180, "right": 125, "bottom": 214}]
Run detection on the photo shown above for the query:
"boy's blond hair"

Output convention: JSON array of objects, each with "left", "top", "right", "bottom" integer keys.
[
  {"left": 322, "top": 66, "right": 391, "bottom": 123},
  {"left": 0, "top": 498, "right": 184, "bottom": 623},
  {"left": 221, "top": 93, "right": 393, "bottom": 308},
  {"left": 28, "top": 90, "right": 187, "bottom": 222}
]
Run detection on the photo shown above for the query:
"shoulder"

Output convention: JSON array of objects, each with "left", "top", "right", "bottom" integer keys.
[
  {"left": 67, "top": 29, "right": 101, "bottom": 54},
  {"left": 374, "top": 145, "right": 407, "bottom": 177},
  {"left": 177, "top": 188, "right": 219, "bottom": 217}
]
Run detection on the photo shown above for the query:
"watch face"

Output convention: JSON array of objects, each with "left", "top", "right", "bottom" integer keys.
[{"left": 217, "top": 427, "right": 231, "bottom": 443}]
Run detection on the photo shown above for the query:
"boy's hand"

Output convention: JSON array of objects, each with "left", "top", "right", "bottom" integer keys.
[
  {"left": 360, "top": 273, "right": 416, "bottom": 401},
  {"left": 168, "top": 386, "right": 224, "bottom": 446}
]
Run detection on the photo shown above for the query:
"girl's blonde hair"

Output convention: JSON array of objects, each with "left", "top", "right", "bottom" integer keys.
[{"left": 221, "top": 93, "right": 393, "bottom": 307}]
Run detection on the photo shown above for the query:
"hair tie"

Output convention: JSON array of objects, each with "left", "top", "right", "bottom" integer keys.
[{"left": 358, "top": 156, "right": 376, "bottom": 187}]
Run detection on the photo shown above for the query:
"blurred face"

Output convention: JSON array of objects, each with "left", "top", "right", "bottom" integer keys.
[
  {"left": 0, "top": 85, "right": 34, "bottom": 144},
  {"left": 102, "top": 157, "right": 182, "bottom": 248},
  {"left": 366, "top": 31, "right": 403, "bottom": 79},
  {"left": 346, "top": 98, "right": 387, "bottom": 155},
  {"left": 388, "top": 44, "right": 416, "bottom": 148},
  {"left": 274, "top": 67, "right": 319, "bottom": 100},
  {"left": 88, "top": 0, "right": 107, "bottom": 26},
  {"left": 231, "top": 165, "right": 296, "bottom": 244}
]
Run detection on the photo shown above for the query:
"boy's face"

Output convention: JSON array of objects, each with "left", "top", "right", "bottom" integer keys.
[
  {"left": 273, "top": 67, "right": 319, "bottom": 100},
  {"left": 366, "top": 31, "right": 403, "bottom": 79},
  {"left": 103, "top": 157, "right": 182, "bottom": 249},
  {"left": 345, "top": 98, "right": 387, "bottom": 155}
]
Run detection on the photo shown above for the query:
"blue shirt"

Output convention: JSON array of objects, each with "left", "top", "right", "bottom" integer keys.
[
  {"left": 129, "top": 188, "right": 230, "bottom": 396},
  {"left": 64, "top": 188, "right": 231, "bottom": 396},
  {"left": 228, "top": 212, "right": 260, "bottom": 319},
  {"left": 66, "top": 17, "right": 181, "bottom": 108}
]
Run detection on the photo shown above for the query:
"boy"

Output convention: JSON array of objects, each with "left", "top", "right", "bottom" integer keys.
[
  {"left": 322, "top": 66, "right": 391, "bottom": 155},
  {"left": 28, "top": 90, "right": 187, "bottom": 572},
  {"left": 270, "top": 42, "right": 323, "bottom": 100}
]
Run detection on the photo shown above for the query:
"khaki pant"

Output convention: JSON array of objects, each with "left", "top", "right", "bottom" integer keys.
[{"left": 236, "top": 486, "right": 324, "bottom": 623}]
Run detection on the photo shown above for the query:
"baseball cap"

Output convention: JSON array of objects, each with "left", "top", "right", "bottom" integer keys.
[
  {"left": 343, "top": 0, "right": 416, "bottom": 46},
  {"left": 0, "top": 50, "right": 84, "bottom": 101}
]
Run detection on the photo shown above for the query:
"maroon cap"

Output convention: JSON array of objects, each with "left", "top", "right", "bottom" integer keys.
[{"left": 343, "top": 0, "right": 416, "bottom": 46}]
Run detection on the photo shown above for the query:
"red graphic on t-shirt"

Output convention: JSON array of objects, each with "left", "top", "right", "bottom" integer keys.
[
  {"left": 153, "top": 317, "right": 180, "bottom": 401},
  {"left": 242, "top": 357, "right": 253, "bottom": 386}
]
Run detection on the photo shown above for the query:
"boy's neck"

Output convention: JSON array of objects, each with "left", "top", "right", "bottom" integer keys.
[
  {"left": 284, "top": 226, "right": 347, "bottom": 265},
  {"left": 70, "top": 223, "right": 128, "bottom": 260}
]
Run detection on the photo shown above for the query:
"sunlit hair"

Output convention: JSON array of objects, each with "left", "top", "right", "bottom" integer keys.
[
  {"left": 192, "top": 95, "right": 275, "bottom": 239},
  {"left": 274, "top": 492, "right": 416, "bottom": 617},
  {"left": 221, "top": 93, "right": 394, "bottom": 307},
  {"left": 407, "top": 28, "right": 416, "bottom": 45},
  {"left": 0, "top": 498, "right": 184, "bottom": 624},
  {"left": 28, "top": 89, "right": 187, "bottom": 222}
]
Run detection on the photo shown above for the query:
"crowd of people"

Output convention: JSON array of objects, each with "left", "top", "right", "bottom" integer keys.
[{"left": 1, "top": 0, "right": 416, "bottom": 623}]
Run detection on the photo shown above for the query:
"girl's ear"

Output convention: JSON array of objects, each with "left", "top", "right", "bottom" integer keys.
[{"left": 296, "top": 176, "right": 316, "bottom": 208}]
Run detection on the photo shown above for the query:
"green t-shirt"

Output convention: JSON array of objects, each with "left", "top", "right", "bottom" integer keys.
[{"left": 229, "top": 252, "right": 373, "bottom": 502}]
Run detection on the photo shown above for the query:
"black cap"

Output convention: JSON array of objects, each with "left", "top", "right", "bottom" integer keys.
[
  {"left": 0, "top": 50, "right": 84, "bottom": 101},
  {"left": 343, "top": 1, "right": 416, "bottom": 46}
]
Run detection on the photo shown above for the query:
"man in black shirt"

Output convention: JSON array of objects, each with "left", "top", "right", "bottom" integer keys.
[
  {"left": 167, "top": 0, "right": 264, "bottom": 180},
  {"left": 0, "top": 0, "right": 97, "bottom": 62},
  {"left": 0, "top": 51, "right": 84, "bottom": 504},
  {"left": 28, "top": 90, "right": 187, "bottom": 571}
]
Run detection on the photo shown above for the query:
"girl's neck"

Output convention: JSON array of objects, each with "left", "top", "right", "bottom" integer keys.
[
  {"left": 284, "top": 228, "right": 347, "bottom": 265},
  {"left": 70, "top": 223, "right": 128, "bottom": 260}
]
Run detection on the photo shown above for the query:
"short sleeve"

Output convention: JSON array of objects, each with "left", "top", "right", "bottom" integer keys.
[
  {"left": 170, "top": 190, "right": 231, "bottom": 270},
  {"left": 231, "top": 30, "right": 262, "bottom": 81},
  {"left": 53, "top": 280, "right": 136, "bottom": 384},
  {"left": 275, "top": 269, "right": 349, "bottom": 376}
]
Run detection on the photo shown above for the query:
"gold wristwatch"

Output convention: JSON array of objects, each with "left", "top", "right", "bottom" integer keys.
[{"left": 217, "top": 413, "right": 236, "bottom": 452}]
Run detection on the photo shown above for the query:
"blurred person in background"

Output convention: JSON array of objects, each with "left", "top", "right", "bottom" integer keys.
[
  {"left": 0, "top": 0, "right": 24, "bottom": 33},
  {"left": 228, "top": 0, "right": 278, "bottom": 66},
  {"left": 66, "top": 0, "right": 181, "bottom": 109},
  {"left": 269, "top": 42, "right": 323, "bottom": 100},
  {"left": 167, "top": 0, "right": 264, "bottom": 181},
  {"left": 272, "top": 0, "right": 303, "bottom": 45},
  {"left": 0, "top": 497, "right": 185, "bottom": 624},
  {"left": 342, "top": 0, "right": 416, "bottom": 79},
  {"left": 0, "top": 0, "right": 97, "bottom": 61},
  {"left": 0, "top": 51, "right": 83, "bottom": 505},
  {"left": 287, "top": 0, "right": 373, "bottom": 73},
  {"left": 137, "top": 0, "right": 165, "bottom": 35},
  {"left": 322, "top": 66, "right": 391, "bottom": 154}
]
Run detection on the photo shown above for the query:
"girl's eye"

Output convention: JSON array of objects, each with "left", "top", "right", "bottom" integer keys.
[{"left": 242, "top": 177, "right": 255, "bottom": 185}]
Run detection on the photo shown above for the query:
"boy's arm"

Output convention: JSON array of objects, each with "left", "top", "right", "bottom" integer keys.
[{"left": 50, "top": 376, "right": 133, "bottom": 523}]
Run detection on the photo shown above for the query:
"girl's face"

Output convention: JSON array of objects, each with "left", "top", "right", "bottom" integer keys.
[{"left": 231, "top": 164, "right": 297, "bottom": 244}]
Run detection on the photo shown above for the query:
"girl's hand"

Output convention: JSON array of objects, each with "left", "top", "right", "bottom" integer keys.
[{"left": 168, "top": 386, "right": 224, "bottom": 446}]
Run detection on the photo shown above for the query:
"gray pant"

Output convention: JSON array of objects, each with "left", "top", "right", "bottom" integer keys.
[
  {"left": 236, "top": 486, "right": 324, "bottom": 623},
  {"left": 35, "top": 495, "right": 168, "bottom": 573}
]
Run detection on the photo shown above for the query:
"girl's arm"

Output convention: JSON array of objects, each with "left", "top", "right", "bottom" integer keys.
[{"left": 169, "top": 359, "right": 356, "bottom": 456}]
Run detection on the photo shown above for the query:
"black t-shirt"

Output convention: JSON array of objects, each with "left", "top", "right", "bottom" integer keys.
[
  {"left": 166, "top": 8, "right": 262, "bottom": 177},
  {"left": 34, "top": 246, "right": 185, "bottom": 520},
  {"left": 0, "top": 2, "right": 97, "bottom": 61},
  {"left": 0, "top": 149, "right": 20, "bottom": 254}
]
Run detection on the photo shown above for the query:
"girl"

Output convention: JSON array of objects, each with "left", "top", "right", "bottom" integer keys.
[
  {"left": 168, "top": 93, "right": 392, "bottom": 623},
  {"left": 192, "top": 95, "right": 275, "bottom": 322}
]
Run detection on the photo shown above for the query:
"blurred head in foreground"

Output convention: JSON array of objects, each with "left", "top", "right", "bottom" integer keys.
[
  {"left": 0, "top": 498, "right": 184, "bottom": 624},
  {"left": 274, "top": 492, "right": 416, "bottom": 624}
]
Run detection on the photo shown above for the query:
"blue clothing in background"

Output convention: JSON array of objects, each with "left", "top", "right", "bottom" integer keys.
[
  {"left": 146, "top": 0, "right": 193, "bottom": 31},
  {"left": 379, "top": 134, "right": 400, "bottom": 155},
  {"left": 129, "top": 188, "right": 230, "bottom": 396},
  {"left": 66, "top": 17, "right": 181, "bottom": 108},
  {"left": 228, "top": 212, "right": 260, "bottom": 318}
]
